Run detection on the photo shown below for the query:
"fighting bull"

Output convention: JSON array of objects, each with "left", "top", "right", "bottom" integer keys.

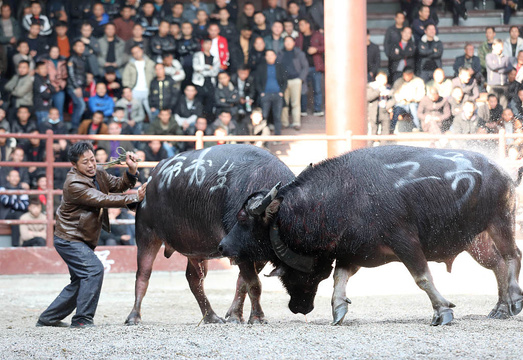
[
  {"left": 219, "top": 145, "right": 523, "bottom": 326},
  {"left": 125, "top": 144, "right": 294, "bottom": 325}
]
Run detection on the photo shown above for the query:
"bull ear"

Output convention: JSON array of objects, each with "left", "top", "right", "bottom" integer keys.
[
  {"left": 263, "top": 198, "right": 281, "bottom": 224},
  {"left": 248, "top": 182, "right": 281, "bottom": 216},
  {"left": 265, "top": 265, "right": 286, "bottom": 277}
]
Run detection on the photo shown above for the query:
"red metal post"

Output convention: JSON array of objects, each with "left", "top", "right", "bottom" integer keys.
[
  {"left": 325, "top": 0, "right": 367, "bottom": 157},
  {"left": 45, "top": 130, "right": 55, "bottom": 247}
]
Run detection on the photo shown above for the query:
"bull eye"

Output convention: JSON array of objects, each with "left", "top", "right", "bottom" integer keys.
[{"left": 237, "top": 209, "right": 248, "bottom": 223}]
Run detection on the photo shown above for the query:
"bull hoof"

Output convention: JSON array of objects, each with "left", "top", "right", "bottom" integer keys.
[
  {"left": 510, "top": 298, "right": 523, "bottom": 316},
  {"left": 430, "top": 308, "right": 454, "bottom": 326},
  {"left": 204, "top": 314, "right": 226, "bottom": 324},
  {"left": 125, "top": 313, "right": 141, "bottom": 326},
  {"left": 226, "top": 315, "right": 244, "bottom": 324},
  {"left": 332, "top": 303, "right": 348, "bottom": 326},
  {"left": 488, "top": 302, "right": 511, "bottom": 319},
  {"left": 247, "top": 315, "right": 268, "bottom": 325}
]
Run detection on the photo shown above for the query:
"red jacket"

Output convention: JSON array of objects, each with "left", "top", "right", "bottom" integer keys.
[
  {"left": 295, "top": 31, "right": 325, "bottom": 72},
  {"left": 203, "top": 36, "right": 230, "bottom": 70}
]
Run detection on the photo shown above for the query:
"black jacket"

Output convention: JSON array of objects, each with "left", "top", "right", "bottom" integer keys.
[
  {"left": 150, "top": 34, "right": 176, "bottom": 58},
  {"left": 176, "top": 37, "right": 200, "bottom": 67},
  {"left": 214, "top": 82, "right": 240, "bottom": 115},
  {"left": 231, "top": 73, "right": 256, "bottom": 109},
  {"left": 174, "top": 96, "right": 203, "bottom": 119},
  {"left": 33, "top": 74, "right": 56, "bottom": 112},
  {"left": 67, "top": 53, "right": 88, "bottom": 89},
  {"left": 254, "top": 61, "right": 288, "bottom": 97},
  {"left": 367, "top": 41, "right": 381, "bottom": 80},
  {"left": 148, "top": 77, "right": 180, "bottom": 111},
  {"left": 263, "top": 6, "right": 287, "bottom": 27},
  {"left": 389, "top": 40, "right": 416, "bottom": 74}
]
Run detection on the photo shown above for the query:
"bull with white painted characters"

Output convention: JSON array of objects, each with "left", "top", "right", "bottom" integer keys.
[
  {"left": 219, "top": 145, "right": 523, "bottom": 326},
  {"left": 125, "top": 144, "right": 295, "bottom": 325}
]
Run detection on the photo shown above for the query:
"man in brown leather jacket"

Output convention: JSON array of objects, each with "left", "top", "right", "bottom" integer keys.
[{"left": 37, "top": 141, "right": 147, "bottom": 328}]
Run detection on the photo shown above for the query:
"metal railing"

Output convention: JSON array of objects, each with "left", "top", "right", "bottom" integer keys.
[{"left": 0, "top": 129, "right": 520, "bottom": 247}]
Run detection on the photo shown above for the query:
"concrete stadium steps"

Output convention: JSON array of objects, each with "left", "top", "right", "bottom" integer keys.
[
  {"left": 367, "top": 0, "right": 496, "bottom": 14},
  {"left": 368, "top": 10, "right": 523, "bottom": 29}
]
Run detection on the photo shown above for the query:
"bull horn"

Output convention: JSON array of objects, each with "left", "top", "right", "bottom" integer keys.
[
  {"left": 270, "top": 224, "right": 315, "bottom": 273},
  {"left": 249, "top": 182, "right": 282, "bottom": 216}
]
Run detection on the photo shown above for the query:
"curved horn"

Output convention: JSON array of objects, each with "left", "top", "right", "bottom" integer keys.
[
  {"left": 270, "top": 224, "right": 315, "bottom": 273},
  {"left": 249, "top": 182, "right": 282, "bottom": 216}
]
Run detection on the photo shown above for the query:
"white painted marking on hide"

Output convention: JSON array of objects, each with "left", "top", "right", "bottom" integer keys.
[
  {"left": 210, "top": 160, "right": 235, "bottom": 193},
  {"left": 384, "top": 161, "right": 440, "bottom": 188},
  {"left": 184, "top": 147, "right": 213, "bottom": 186}
]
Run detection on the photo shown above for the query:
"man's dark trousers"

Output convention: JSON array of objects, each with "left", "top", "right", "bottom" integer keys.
[
  {"left": 261, "top": 92, "right": 283, "bottom": 135},
  {"left": 38, "top": 236, "right": 104, "bottom": 325}
]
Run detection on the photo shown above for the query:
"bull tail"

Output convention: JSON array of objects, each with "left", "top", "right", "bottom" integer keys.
[{"left": 517, "top": 166, "right": 523, "bottom": 187}]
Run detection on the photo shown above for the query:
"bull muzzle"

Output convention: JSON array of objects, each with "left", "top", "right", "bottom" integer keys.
[{"left": 218, "top": 236, "right": 237, "bottom": 258}]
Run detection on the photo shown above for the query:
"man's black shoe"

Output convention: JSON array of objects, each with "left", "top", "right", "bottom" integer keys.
[
  {"left": 70, "top": 322, "right": 95, "bottom": 328},
  {"left": 36, "top": 320, "right": 69, "bottom": 327}
]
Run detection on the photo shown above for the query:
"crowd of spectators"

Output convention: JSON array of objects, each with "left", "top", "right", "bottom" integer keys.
[
  {"left": 0, "top": 0, "right": 327, "bottom": 247},
  {"left": 367, "top": 4, "right": 523, "bottom": 153}
]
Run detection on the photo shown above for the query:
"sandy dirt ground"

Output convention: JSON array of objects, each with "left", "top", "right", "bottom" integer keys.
[{"left": 1, "top": 249, "right": 523, "bottom": 360}]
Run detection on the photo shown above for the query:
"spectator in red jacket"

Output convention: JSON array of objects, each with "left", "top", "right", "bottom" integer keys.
[{"left": 207, "top": 23, "right": 229, "bottom": 70}]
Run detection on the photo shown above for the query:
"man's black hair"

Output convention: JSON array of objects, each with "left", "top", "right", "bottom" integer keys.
[
  {"left": 68, "top": 141, "right": 95, "bottom": 164},
  {"left": 403, "top": 66, "right": 415, "bottom": 74}
]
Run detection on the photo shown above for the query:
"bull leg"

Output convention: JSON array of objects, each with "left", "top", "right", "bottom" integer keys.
[
  {"left": 245, "top": 261, "right": 268, "bottom": 324},
  {"left": 125, "top": 234, "right": 163, "bottom": 325},
  {"left": 225, "top": 261, "right": 266, "bottom": 324},
  {"left": 331, "top": 262, "right": 360, "bottom": 325},
  {"left": 387, "top": 229, "right": 455, "bottom": 326},
  {"left": 186, "top": 258, "right": 225, "bottom": 324}
]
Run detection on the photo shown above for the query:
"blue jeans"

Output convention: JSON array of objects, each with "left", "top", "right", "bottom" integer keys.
[
  {"left": 392, "top": 103, "right": 420, "bottom": 131},
  {"left": 301, "top": 66, "right": 323, "bottom": 113},
  {"left": 66, "top": 87, "right": 86, "bottom": 130},
  {"left": 52, "top": 90, "right": 65, "bottom": 121},
  {"left": 35, "top": 111, "right": 49, "bottom": 128},
  {"left": 38, "top": 236, "right": 104, "bottom": 325}
]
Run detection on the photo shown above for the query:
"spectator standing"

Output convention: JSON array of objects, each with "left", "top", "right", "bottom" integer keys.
[
  {"left": 165, "top": 2, "right": 185, "bottom": 25},
  {"left": 426, "top": 68, "right": 453, "bottom": 98},
  {"left": 122, "top": 45, "right": 156, "bottom": 121},
  {"left": 0, "top": 4, "right": 22, "bottom": 74},
  {"left": 150, "top": 20, "right": 176, "bottom": 63},
  {"left": 25, "top": 22, "right": 50, "bottom": 60},
  {"left": 13, "top": 40, "right": 35, "bottom": 74},
  {"left": 452, "top": 67, "right": 480, "bottom": 102},
  {"left": 411, "top": 5, "right": 437, "bottom": 44},
  {"left": 218, "top": 8, "right": 238, "bottom": 52},
  {"left": 301, "top": 0, "right": 324, "bottom": 32},
  {"left": 97, "top": 22, "right": 128, "bottom": 77},
  {"left": 264, "top": 20, "right": 284, "bottom": 53},
  {"left": 279, "top": 36, "right": 308, "bottom": 130},
  {"left": 19, "top": 197, "right": 46, "bottom": 247},
  {"left": 503, "top": 26, "right": 523, "bottom": 59},
  {"left": 263, "top": 0, "right": 286, "bottom": 28},
  {"left": 282, "top": 19, "right": 299, "bottom": 40},
  {"left": 416, "top": 24, "right": 443, "bottom": 82},
  {"left": 183, "top": 0, "right": 210, "bottom": 25},
  {"left": 22, "top": 1, "right": 52, "bottom": 37},
  {"left": 236, "top": 1, "right": 255, "bottom": 31},
  {"left": 146, "top": 108, "right": 183, "bottom": 157},
  {"left": 233, "top": 25, "right": 254, "bottom": 68},
  {"left": 88, "top": 82, "right": 114, "bottom": 119},
  {"left": 210, "top": 0, "right": 238, "bottom": 25},
  {"left": 391, "top": 67, "right": 425, "bottom": 131},
  {"left": 136, "top": 1, "right": 160, "bottom": 38},
  {"left": 388, "top": 26, "right": 416, "bottom": 83},
  {"left": 192, "top": 9, "right": 210, "bottom": 41},
  {"left": 101, "top": 68, "right": 123, "bottom": 99},
  {"left": 208, "top": 23, "right": 229, "bottom": 71},
  {"left": 367, "top": 30, "right": 380, "bottom": 82},
  {"left": 149, "top": 63, "right": 180, "bottom": 117},
  {"left": 5, "top": 60, "right": 34, "bottom": 109},
  {"left": 177, "top": 21, "right": 199, "bottom": 87},
  {"left": 90, "top": 2, "right": 110, "bottom": 38},
  {"left": 384, "top": 11, "right": 406, "bottom": 72},
  {"left": 79, "top": 22, "right": 102, "bottom": 79},
  {"left": 286, "top": 1, "right": 303, "bottom": 31},
  {"left": 66, "top": 40, "right": 88, "bottom": 131},
  {"left": 51, "top": 21, "right": 70, "bottom": 58},
  {"left": 486, "top": 38, "right": 513, "bottom": 108},
  {"left": 255, "top": 50, "right": 287, "bottom": 136},
  {"left": 33, "top": 61, "right": 56, "bottom": 126},
  {"left": 417, "top": 87, "right": 451, "bottom": 135},
  {"left": 248, "top": 36, "right": 266, "bottom": 72},
  {"left": 192, "top": 38, "right": 221, "bottom": 119},
  {"left": 113, "top": 5, "right": 135, "bottom": 42},
  {"left": 296, "top": 18, "right": 325, "bottom": 116},
  {"left": 0, "top": 169, "right": 29, "bottom": 246},
  {"left": 479, "top": 27, "right": 496, "bottom": 77},
  {"left": 125, "top": 23, "right": 151, "bottom": 57},
  {"left": 231, "top": 65, "right": 255, "bottom": 134},
  {"left": 252, "top": 11, "right": 270, "bottom": 38},
  {"left": 214, "top": 71, "right": 240, "bottom": 118}
]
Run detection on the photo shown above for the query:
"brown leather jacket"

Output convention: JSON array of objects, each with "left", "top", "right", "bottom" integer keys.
[{"left": 54, "top": 166, "right": 138, "bottom": 248}]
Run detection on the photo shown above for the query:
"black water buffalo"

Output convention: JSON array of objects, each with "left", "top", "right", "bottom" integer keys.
[
  {"left": 219, "top": 145, "right": 523, "bottom": 326},
  {"left": 125, "top": 144, "right": 294, "bottom": 325}
]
